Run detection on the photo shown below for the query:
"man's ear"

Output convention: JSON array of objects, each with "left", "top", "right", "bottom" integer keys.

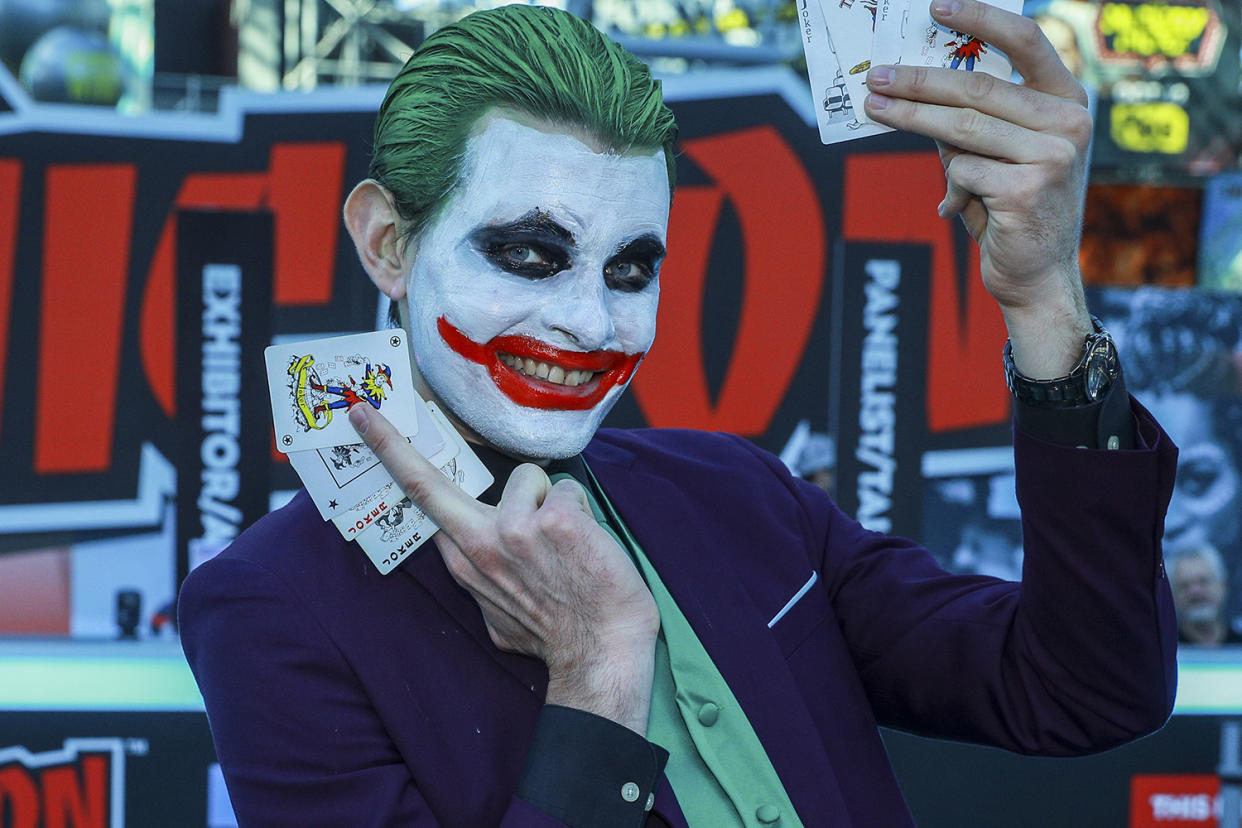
[{"left": 344, "top": 179, "right": 409, "bottom": 301}]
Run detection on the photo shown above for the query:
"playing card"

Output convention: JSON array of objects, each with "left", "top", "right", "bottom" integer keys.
[
  {"left": 872, "top": 0, "right": 909, "bottom": 69},
  {"left": 265, "top": 329, "right": 422, "bottom": 453},
  {"left": 288, "top": 392, "right": 446, "bottom": 520},
  {"left": 899, "top": 0, "right": 1022, "bottom": 78},
  {"left": 820, "top": 0, "right": 882, "bottom": 129},
  {"left": 353, "top": 400, "right": 493, "bottom": 575},
  {"left": 329, "top": 410, "right": 460, "bottom": 536},
  {"left": 422, "top": 401, "right": 494, "bottom": 504},
  {"left": 796, "top": 0, "right": 892, "bottom": 143}
]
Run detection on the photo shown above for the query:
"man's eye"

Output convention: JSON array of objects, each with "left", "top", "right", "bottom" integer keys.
[
  {"left": 483, "top": 241, "right": 565, "bottom": 278},
  {"left": 605, "top": 260, "right": 653, "bottom": 291},
  {"left": 501, "top": 245, "right": 544, "bottom": 265}
]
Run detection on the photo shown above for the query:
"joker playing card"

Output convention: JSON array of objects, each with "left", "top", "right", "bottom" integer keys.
[{"left": 265, "top": 329, "right": 422, "bottom": 453}]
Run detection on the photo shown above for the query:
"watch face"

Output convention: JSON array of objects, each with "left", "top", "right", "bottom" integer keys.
[{"left": 1085, "top": 337, "right": 1118, "bottom": 401}]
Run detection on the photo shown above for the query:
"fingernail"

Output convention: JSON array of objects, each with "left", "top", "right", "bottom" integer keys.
[
  {"left": 867, "top": 93, "right": 892, "bottom": 111},
  {"left": 933, "top": 0, "right": 961, "bottom": 14},
  {"left": 868, "top": 66, "right": 894, "bottom": 87},
  {"left": 349, "top": 404, "right": 370, "bottom": 435},
  {"left": 937, "top": 200, "right": 948, "bottom": 218}
]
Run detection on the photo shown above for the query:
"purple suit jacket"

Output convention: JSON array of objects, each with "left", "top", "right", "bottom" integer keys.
[{"left": 180, "top": 413, "right": 1178, "bottom": 827}]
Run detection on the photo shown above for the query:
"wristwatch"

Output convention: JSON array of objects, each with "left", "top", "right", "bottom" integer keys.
[{"left": 1003, "top": 315, "right": 1119, "bottom": 407}]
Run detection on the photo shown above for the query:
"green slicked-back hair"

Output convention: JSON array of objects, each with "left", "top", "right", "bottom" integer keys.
[{"left": 370, "top": 3, "right": 678, "bottom": 243}]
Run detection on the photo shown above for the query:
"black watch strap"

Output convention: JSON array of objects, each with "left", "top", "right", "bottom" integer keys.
[{"left": 1003, "top": 315, "right": 1120, "bottom": 408}]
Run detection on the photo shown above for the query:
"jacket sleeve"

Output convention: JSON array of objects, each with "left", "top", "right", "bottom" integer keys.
[
  {"left": 179, "top": 554, "right": 593, "bottom": 828},
  {"left": 767, "top": 399, "right": 1179, "bottom": 756}
]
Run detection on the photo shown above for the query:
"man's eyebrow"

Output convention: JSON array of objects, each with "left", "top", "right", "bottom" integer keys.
[
  {"left": 612, "top": 233, "right": 667, "bottom": 262},
  {"left": 476, "top": 209, "right": 576, "bottom": 245}
]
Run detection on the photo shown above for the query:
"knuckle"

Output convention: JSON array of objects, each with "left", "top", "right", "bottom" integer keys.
[
  {"left": 1065, "top": 105, "right": 1093, "bottom": 145},
  {"left": 397, "top": 472, "right": 434, "bottom": 507},
  {"left": 1048, "top": 136, "right": 1079, "bottom": 171},
  {"left": 1014, "top": 16, "right": 1045, "bottom": 51},
  {"left": 496, "top": 513, "right": 532, "bottom": 548},
  {"left": 907, "top": 66, "right": 931, "bottom": 95},
  {"left": 951, "top": 108, "right": 986, "bottom": 145},
  {"left": 963, "top": 70, "right": 995, "bottom": 103},
  {"left": 1069, "top": 80, "right": 1090, "bottom": 110}
]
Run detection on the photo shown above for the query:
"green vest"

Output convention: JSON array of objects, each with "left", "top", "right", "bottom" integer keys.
[{"left": 551, "top": 466, "right": 804, "bottom": 828}]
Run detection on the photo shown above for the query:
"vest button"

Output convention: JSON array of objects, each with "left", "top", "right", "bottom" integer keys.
[
  {"left": 697, "top": 702, "right": 720, "bottom": 726},
  {"left": 756, "top": 804, "right": 781, "bottom": 823}
]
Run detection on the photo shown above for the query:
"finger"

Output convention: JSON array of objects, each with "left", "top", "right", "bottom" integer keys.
[
  {"left": 943, "top": 150, "right": 1039, "bottom": 205},
  {"left": 349, "top": 404, "right": 481, "bottom": 538},
  {"left": 939, "top": 178, "right": 974, "bottom": 219},
  {"left": 544, "top": 477, "right": 594, "bottom": 515},
  {"left": 865, "top": 95, "right": 1064, "bottom": 165},
  {"left": 927, "top": 0, "right": 1084, "bottom": 103},
  {"left": 497, "top": 463, "right": 553, "bottom": 513},
  {"left": 866, "top": 63, "right": 1088, "bottom": 134}
]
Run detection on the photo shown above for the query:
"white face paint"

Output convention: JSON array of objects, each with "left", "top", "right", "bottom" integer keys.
[{"left": 404, "top": 113, "right": 671, "bottom": 460}]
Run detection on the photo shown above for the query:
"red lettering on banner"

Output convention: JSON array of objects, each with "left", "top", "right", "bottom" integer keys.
[
  {"left": 268, "top": 143, "right": 346, "bottom": 306},
  {"left": 0, "top": 765, "right": 40, "bottom": 828},
  {"left": 0, "top": 159, "right": 20, "bottom": 449},
  {"left": 41, "top": 756, "right": 107, "bottom": 828},
  {"left": 1130, "top": 774, "right": 1220, "bottom": 828},
  {"left": 631, "top": 126, "right": 825, "bottom": 435},
  {"left": 842, "top": 152, "right": 1009, "bottom": 432},
  {"left": 139, "top": 171, "right": 265, "bottom": 418},
  {"left": 35, "top": 164, "right": 137, "bottom": 473},
  {"left": 138, "top": 141, "right": 346, "bottom": 417}
]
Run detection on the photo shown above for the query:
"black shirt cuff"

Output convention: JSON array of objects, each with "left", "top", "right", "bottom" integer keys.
[
  {"left": 517, "top": 705, "right": 668, "bottom": 828},
  {"left": 1013, "top": 371, "right": 1135, "bottom": 450}
]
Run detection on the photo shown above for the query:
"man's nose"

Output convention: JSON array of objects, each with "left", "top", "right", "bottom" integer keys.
[{"left": 543, "top": 269, "right": 615, "bottom": 350}]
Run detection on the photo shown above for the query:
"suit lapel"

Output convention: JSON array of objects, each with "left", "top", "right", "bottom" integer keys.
[{"left": 587, "top": 441, "right": 849, "bottom": 820}]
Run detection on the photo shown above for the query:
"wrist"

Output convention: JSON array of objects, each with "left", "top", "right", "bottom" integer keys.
[
  {"left": 999, "top": 286, "right": 1091, "bottom": 380},
  {"left": 546, "top": 639, "right": 656, "bottom": 736}
]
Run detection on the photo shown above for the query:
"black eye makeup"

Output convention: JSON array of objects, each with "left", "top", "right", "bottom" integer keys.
[
  {"left": 470, "top": 209, "right": 575, "bottom": 280},
  {"left": 605, "top": 234, "right": 666, "bottom": 292}
]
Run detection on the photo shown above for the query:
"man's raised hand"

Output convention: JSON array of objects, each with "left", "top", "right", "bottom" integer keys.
[
  {"left": 349, "top": 403, "right": 659, "bottom": 735},
  {"left": 863, "top": 0, "right": 1094, "bottom": 378}
]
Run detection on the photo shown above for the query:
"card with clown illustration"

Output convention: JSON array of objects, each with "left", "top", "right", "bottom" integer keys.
[
  {"left": 872, "top": 0, "right": 909, "bottom": 71},
  {"left": 289, "top": 394, "right": 449, "bottom": 521},
  {"left": 264, "top": 329, "right": 423, "bottom": 453},
  {"left": 797, "top": 0, "right": 892, "bottom": 143},
  {"left": 899, "top": 0, "right": 1021, "bottom": 78},
  {"left": 819, "top": 0, "right": 883, "bottom": 129},
  {"left": 353, "top": 401, "right": 493, "bottom": 574}
]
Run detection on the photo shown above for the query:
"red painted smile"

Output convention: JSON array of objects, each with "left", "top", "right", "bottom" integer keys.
[{"left": 437, "top": 317, "right": 643, "bottom": 410}]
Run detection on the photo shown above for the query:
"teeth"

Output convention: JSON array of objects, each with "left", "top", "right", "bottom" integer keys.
[{"left": 499, "top": 353, "right": 597, "bottom": 388}]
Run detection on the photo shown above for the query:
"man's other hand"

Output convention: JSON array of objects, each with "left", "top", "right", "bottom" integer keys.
[
  {"left": 350, "top": 403, "right": 659, "bottom": 735},
  {"left": 863, "top": 0, "right": 1094, "bottom": 378}
]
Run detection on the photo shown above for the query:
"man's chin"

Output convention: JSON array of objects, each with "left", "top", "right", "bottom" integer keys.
[{"left": 472, "top": 417, "right": 599, "bottom": 461}]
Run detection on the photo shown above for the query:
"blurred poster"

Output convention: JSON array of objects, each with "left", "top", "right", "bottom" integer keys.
[
  {"left": 1198, "top": 170, "right": 1242, "bottom": 291},
  {"left": 1093, "top": 286, "right": 1242, "bottom": 646},
  {"left": 1031, "top": 0, "right": 1242, "bottom": 179},
  {"left": 1080, "top": 182, "right": 1200, "bottom": 287},
  {"left": 921, "top": 470, "right": 1022, "bottom": 580}
]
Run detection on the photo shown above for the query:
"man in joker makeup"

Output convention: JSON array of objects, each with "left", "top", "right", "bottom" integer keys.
[{"left": 180, "top": 4, "right": 1179, "bottom": 826}]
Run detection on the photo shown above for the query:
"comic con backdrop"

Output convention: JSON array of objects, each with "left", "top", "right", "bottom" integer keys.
[
  {"left": 0, "top": 69, "right": 1032, "bottom": 642},
  {"left": 3, "top": 68, "right": 1242, "bottom": 828}
]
